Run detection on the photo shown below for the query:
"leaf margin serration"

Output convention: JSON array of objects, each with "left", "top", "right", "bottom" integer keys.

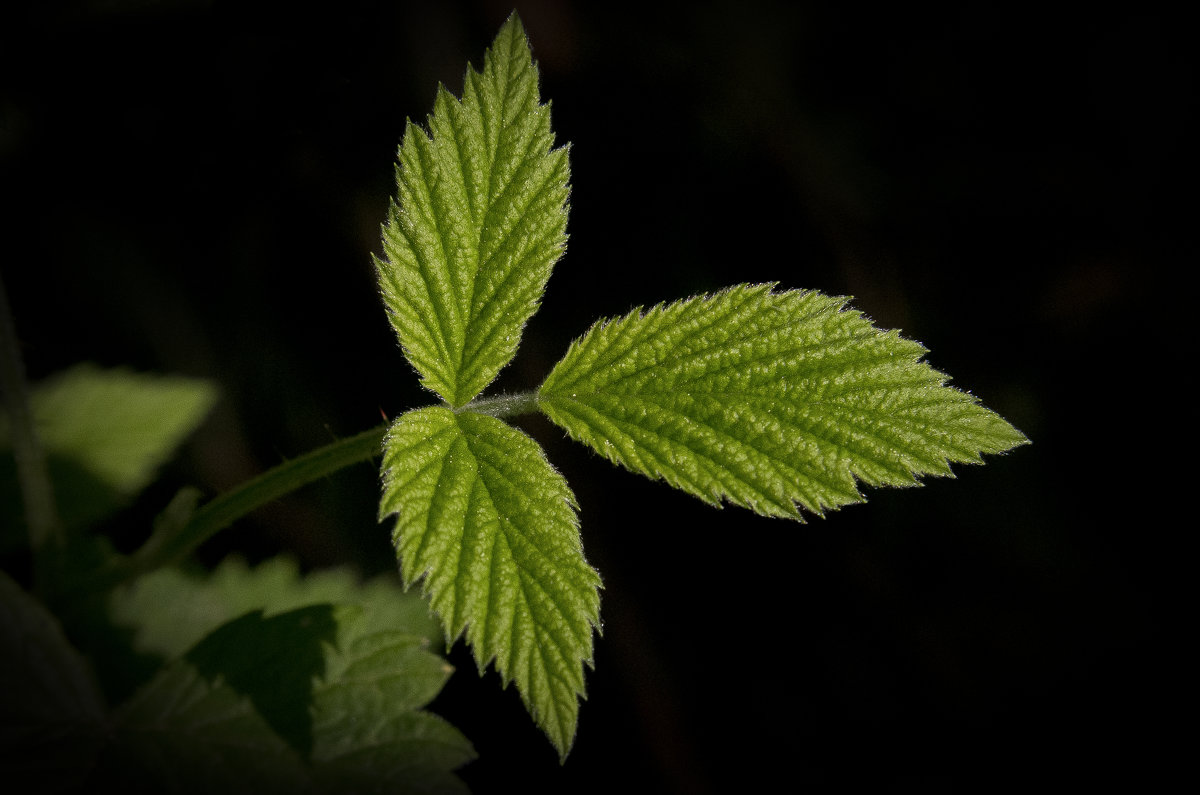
[
  {"left": 378, "top": 405, "right": 601, "bottom": 759},
  {"left": 374, "top": 12, "right": 570, "bottom": 408},
  {"left": 538, "top": 283, "right": 1028, "bottom": 519}
]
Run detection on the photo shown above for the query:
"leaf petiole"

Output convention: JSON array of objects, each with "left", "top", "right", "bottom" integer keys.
[
  {"left": 86, "top": 425, "right": 388, "bottom": 594},
  {"left": 82, "top": 386, "right": 543, "bottom": 597},
  {"left": 456, "top": 390, "right": 541, "bottom": 419}
]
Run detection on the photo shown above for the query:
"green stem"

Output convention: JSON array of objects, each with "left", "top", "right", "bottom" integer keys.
[
  {"left": 83, "top": 389, "right": 542, "bottom": 596},
  {"left": 117, "top": 389, "right": 543, "bottom": 580},
  {"left": 95, "top": 424, "right": 388, "bottom": 591},
  {"left": 140, "top": 389, "right": 542, "bottom": 572},
  {"left": 458, "top": 390, "right": 540, "bottom": 418}
]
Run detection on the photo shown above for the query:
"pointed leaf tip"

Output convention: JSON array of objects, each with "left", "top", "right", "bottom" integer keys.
[
  {"left": 376, "top": 12, "right": 570, "bottom": 407},
  {"left": 539, "top": 284, "right": 1028, "bottom": 519},
  {"left": 379, "top": 407, "right": 601, "bottom": 757}
]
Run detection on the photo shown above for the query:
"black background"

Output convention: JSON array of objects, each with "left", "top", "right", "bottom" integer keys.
[{"left": 1, "top": 0, "right": 1190, "bottom": 791}]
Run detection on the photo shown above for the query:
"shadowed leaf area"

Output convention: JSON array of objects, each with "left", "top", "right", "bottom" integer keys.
[{"left": 185, "top": 605, "right": 338, "bottom": 760}]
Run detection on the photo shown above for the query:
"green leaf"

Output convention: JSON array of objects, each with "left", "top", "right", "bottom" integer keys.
[
  {"left": 183, "top": 605, "right": 339, "bottom": 759},
  {"left": 539, "top": 284, "right": 1028, "bottom": 518},
  {"left": 375, "top": 13, "right": 570, "bottom": 407},
  {"left": 0, "top": 363, "right": 217, "bottom": 534},
  {"left": 25, "top": 363, "right": 216, "bottom": 497},
  {"left": 110, "top": 556, "right": 442, "bottom": 662},
  {"left": 379, "top": 406, "right": 601, "bottom": 759},
  {"left": 108, "top": 603, "right": 473, "bottom": 793},
  {"left": 107, "top": 641, "right": 314, "bottom": 794},
  {"left": 0, "top": 570, "right": 108, "bottom": 792},
  {"left": 311, "top": 625, "right": 474, "bottom": 794}
]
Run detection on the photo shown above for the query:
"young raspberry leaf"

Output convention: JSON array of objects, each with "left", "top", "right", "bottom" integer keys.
[
  {"left": 379, "top": 407, "right": 601, "bottom": 759},
  {"left": 375, "top": 13, "right": 570, "bottom": 407},
  {"left": 539, "top": 284, "right": 1027, "bottom": 518}
]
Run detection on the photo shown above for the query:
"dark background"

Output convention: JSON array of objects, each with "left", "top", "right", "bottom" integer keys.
[{"left": 1, "top": 0, "right": 1190, "bottom": 791}]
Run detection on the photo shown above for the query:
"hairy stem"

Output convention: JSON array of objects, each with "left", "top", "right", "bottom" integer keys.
[{"left": 458, "top": 390, "right": 540, "bottom": 418}]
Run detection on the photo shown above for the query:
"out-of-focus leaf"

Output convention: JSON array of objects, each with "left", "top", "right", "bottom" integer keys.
[
  {"left": 106, "top": 602, "right": 472, "bottom": 793},
  {"left": 312, "top": 625, "right": 474, "bottom": 793},
  {"left": 109, "top": 556, "right": 441, "bottom": 662},
  {"left": 0, "top": 363, "right": 217, "bottom": 535},
  {"left": 0, "top": 570, "right": 108, "bottom": 792},
  {"left": 105, "top": 648, "right": 312, "bottom": 794}
]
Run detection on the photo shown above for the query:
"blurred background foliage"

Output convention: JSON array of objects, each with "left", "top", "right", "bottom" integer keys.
[{"left": 1, "top": 0, "right": 1189, "bottom": 790}]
